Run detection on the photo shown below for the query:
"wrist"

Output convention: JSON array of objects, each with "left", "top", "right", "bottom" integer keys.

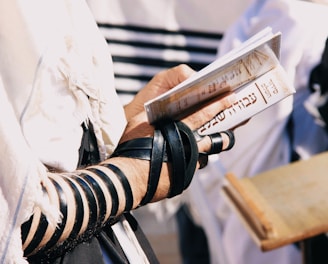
[
  {"left": 105, "top": 157, "right": 170, "bottom": 206},
  {"left": 120, "top": 112, "right": 154, "bottom": 143}
]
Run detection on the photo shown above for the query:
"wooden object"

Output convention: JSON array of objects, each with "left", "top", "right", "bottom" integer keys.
[{"left": 222, "top": 151, "right": 328, "bottom": 251}]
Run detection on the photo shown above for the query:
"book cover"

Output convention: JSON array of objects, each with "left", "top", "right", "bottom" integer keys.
[
  {"left": 144, "top": 27, "right": 292, "bottom": 130},
  {"left": 196, "top": 64, "right": 294, "bottom": 135}
]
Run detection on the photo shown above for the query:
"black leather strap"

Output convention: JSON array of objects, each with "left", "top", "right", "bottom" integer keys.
[
  {"left": 111, "top": 137, "right": 169, "bottom": 162},
  {"left": 196, "top": 130, "right": 235, "bottom": 169},
  {"left": 39, "top": 178, "right": 68, "bottom": 254},
  {"left": 175, "top": 121, "right": 198, "bottom": 190},
  {"left": 82, "top": 169, "right": 107, "bottom": 225},
  {"left": 157, "top": 120, "right": 186, "bottom": 197},
  {"left": 158, "top": 121, "right": 198, "bottom": 196},
  {"left": 63, "top": 177, "right": 84, "bottom": 239},
  {"left": 208, "top": 133, "right": 223, "bottom": 155},
  {"left": 140, "top": 129, "right": 165, "bottom": 205},
  {"left": 102, "top": 163, "right": 134, "bottom": 212},
  {"left": 112, "top": 120, "right": 198, "bottom": 202},
  {"left": 91, "top": 167, "right": 120, "bottom": 217},
  {"left": 73, "top": 174, "right": 98, "bottom": 231},
  {"left": 23, "top": 214, "right": 48, "bottom": 256},
  {"left": 111, "top": 132, "right": 168, "bottom": 206},
  {"left": 220, "top": 130, "right": 235, "bottom": 151},
  {"left": 21, "top": 215, "right": 33, "bottom": 245}
]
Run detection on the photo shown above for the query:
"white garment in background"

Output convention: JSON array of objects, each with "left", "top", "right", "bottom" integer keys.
[
  {"left": 87, "top": 0, "right": 252, "bottom": 105},
  {"left": 191, "top": 1, "right": 328, "bottom": 264}
]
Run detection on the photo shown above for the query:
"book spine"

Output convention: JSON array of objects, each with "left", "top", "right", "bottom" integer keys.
[{"left": 197, "top": 65, "right": 295, "bottom": 135}]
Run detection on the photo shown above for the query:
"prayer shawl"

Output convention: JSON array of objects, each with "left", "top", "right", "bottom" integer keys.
[
  {"left": 0, "top": 0, "right": 126, "bottom": 263},
  {"left": 214, "top": 1, "right": 328, "bottom": 264}
]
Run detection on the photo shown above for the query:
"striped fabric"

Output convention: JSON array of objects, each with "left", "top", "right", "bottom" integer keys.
[{"left": 97, "top": 23, "right": 223, "bottom": 104}]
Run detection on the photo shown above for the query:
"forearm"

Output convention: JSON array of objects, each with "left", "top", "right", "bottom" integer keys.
[
  {"left": 22, "top": 156, "right": 159, "bottom": 259},
  {"left": 22, "top": 65, "right": 236, "bottom": 259}
]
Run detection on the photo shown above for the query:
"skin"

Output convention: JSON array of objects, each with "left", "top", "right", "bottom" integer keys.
[
  {"left": 116, "top": 64, "right": 234, "bottom": 204},
  {"left": 24, "top": 64, "right": 235, "bottom": 254}
]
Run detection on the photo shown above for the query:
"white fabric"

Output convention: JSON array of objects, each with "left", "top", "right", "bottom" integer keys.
[
  {"left": 0, "top": 76, "right": 55, "bottom": 264},
  {"left": 189, "top": 1, "right": 328, "bottom": 264},
  {"left": 87, "top": 0, "right": 252, "bottom": 106},
  {"left": 0, "top": 0, "right": 126, "bottom": 263},
  {"left": 86, "top": 1, "right": 328, "bottom": 264},
  {"left": 87, "top": 0, "right": 251, "bottom": 33},
  {"left": 86, "top": 2, "right": 252, "bottom": 263},
  {"left": 111, "top": 217, "right": 150, "bottom": 264}
]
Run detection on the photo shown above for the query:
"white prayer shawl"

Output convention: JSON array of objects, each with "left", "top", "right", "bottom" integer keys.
[
  {"left": 0, "top": 1, "right": 126, "bottom": 263},
  {"left": 194, "top": 1, "right": 328, "bottom": 264}
]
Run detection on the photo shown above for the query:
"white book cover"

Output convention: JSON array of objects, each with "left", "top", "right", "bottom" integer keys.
[
  {"left": 144, "top": 27, "right": 294, "bottom": 133},
  {"left": 196, "top": 64, "right": 295, "bottom": 135}
]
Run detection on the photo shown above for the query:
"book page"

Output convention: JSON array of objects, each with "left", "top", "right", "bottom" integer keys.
[
  {"left": 196, "top": 64, "right": 295, "bottom": 135},
  {"left": 144, "top": 27, "right": 281, "bottom": 124}
]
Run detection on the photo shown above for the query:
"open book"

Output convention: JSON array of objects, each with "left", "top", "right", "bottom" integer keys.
[
  {"left": 144, "top": 27, "right": 295, "bottom": 135},
  {"left": 222, "top": 152, "right": 328, "bottom": 251}
]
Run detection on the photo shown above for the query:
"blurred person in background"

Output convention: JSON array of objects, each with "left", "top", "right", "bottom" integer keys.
[{"left": 208, "top": 0, "right": 328, "bottom": 263}]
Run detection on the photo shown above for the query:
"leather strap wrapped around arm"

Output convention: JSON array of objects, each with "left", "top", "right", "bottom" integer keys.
[
  {"left": 22, "top": 163, "right": 133, "bottom": 260},
  {"left": 112, "top": 120, "right": 199, "bottom": 202},
  {"left": 22, "top": 120, "right": 199, "bottom": 259}
]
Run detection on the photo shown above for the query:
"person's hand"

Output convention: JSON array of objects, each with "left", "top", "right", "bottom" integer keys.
[
  {"left": 122, "top": 64, "right": 235, "bottom": 149},
  {"left": 115, "top": 64, "right": 236, "bottom": 202},
  {"left": 124, "top": 64, "right": 195, "bottom": 121}
]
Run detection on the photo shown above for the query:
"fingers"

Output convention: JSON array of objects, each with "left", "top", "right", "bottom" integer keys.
[
  {"left": 182, "top": 92, "right": 235, "bottom": 131},
  {"left": 126, "top": 64, "right": 195, "bottom": 119},
  {"left": 142, "top": 64, "right": 195, "bottom": 98},
  {"left": 161, "top": 64, "right": 196, "bottom": 87},
  {"left": 208, "top": 130, "right": 235, "bottom": 154},
  {"left": 197, "top": 130, "right": 235, "bottom": 154},
  {"left": 197, "top": 130, "right": 235, "bottom": 169}
]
